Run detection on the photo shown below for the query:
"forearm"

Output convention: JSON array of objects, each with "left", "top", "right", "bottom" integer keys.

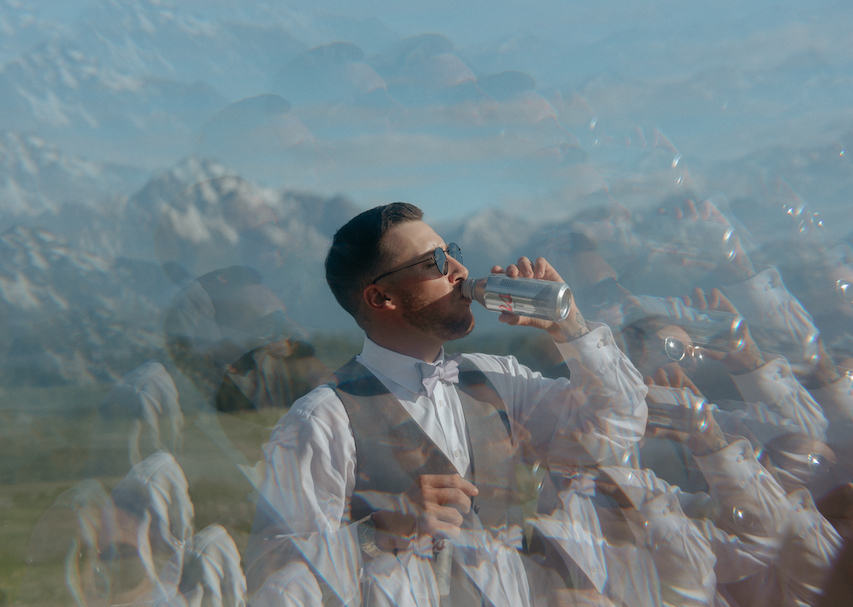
[
  {"left": 548, "top": 322, "right": 649, "bottom": 464},
  {"left": 729, "top": 355, "right": 828, "bottom": 439},
  {"left": 549, "top": 307, "right": 591, "bottom": 343},
  {"left": 721, "top": 266, "right": 822, "bottom": 371},
  {"left": 693, "top": 439, "right": 792, "bottom": 539}
]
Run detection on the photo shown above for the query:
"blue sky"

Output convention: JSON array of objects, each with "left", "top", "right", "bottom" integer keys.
[{"left": 3, "top": 0, "right": 852, "bottom": 226}]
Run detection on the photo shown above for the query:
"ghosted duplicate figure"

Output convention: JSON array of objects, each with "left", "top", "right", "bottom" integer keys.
[{"left": 246, "top": 202, "right": 649, "bottom": 606}]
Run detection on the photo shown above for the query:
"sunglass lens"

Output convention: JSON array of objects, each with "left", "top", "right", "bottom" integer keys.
[
  {"left": 436, "top": 244, "right": 463, "bottom": 276},
  {"left": 434, "top": 247, "right": 448, "bottom": 275},
  {"left": 448, "top": 243, "right": 462, "bottom": 264},
  {"left": 664, "top": 337, "right": 686, "bottom": 361}
]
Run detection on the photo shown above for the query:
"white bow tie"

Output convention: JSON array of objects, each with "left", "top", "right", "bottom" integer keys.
[{"left": 416, "top": 357, "right": 460, "bottom": 397}]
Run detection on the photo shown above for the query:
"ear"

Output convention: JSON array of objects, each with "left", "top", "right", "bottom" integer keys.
[{"left": 363, "top": 284, "right": 396, "bottom": 312}]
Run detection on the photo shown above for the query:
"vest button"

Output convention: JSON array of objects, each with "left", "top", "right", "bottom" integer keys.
[{"left": 473, "top": 504, "right": 480, "bottom": 514}]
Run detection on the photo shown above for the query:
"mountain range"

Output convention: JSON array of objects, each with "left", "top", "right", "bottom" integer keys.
[{"left": 0, "top": 0, "right": 850, "bottom": 387}]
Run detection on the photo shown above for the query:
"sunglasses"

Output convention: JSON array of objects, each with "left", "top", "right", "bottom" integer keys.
[
  {"left": 663, "top": 336, "right": 687, "bottom": 361},
  {"left": 372, "top": 243, "right": 462, "bottom": 284}
]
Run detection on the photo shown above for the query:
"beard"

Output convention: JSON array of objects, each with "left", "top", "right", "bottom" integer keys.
[{"left": 399, "top": 287, "right": 475, "bottom": 342}]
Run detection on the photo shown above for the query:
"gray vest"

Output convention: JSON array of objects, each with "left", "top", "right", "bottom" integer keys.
[{"left": 332, "top": 357, "right": 523, "bottom": 536}]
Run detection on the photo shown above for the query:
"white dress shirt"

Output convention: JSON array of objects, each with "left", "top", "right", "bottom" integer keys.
[
  {"left": 612, "top": 291, "right": 829, "bottom": 440},
  {"left": 249, "top": 322, "right": 649, "bottom": 606},
  {"left": 728, "top": 354, "right": 828, "bottom": 440},
  {"left": 358, "top": 338, "right": 472, "bottom": 476},
  {"left": 721, "top": 266, "right": 821, "bottom": 377},
  {"left": 539, "top": 384, "right": 841, "bottom": 607}
]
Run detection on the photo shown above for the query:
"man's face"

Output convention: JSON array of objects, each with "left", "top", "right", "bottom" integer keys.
[
  {"left": 379, "top": 220, "right": 474, "bottom": 342},
  {"left": 628, "top": 323, "right": 698, "bottom": 377}
]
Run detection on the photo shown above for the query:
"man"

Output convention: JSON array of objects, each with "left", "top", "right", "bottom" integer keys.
[{"left": 246, "top": 203, "right": 648, "bottom": 606}]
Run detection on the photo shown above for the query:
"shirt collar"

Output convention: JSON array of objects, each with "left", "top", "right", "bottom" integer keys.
[{"left": 359, "top": 335, "right": 448, "bottom": 395}]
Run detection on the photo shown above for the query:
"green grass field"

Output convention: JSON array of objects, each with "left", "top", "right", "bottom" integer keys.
[{"left": 0, "top": 329, "right": 561, "bottom": 605}]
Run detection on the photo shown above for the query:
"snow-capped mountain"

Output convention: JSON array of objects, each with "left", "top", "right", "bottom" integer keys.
[
  {"left": 0, "top": 0, "right": 849, "bottom": 388},
  {"left": 0, "top": 224, "right": 168, "bottom": 386}
]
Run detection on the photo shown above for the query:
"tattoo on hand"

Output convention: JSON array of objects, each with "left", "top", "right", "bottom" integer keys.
[{"left": 568, "top": 310, "right": 590, "bottom": 340}]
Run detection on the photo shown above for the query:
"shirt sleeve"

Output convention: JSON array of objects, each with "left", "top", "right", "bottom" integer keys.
[
  {"left": 259, "top": 385, "right": 356, "bottom": 533},
  {"left": 693, "top": 439, "right": 842, "bottom": 603},
  {"left": 595, "top": 465, "right": 720, "bottom": 607},
  {"left": 694, "top": 439, "right": 793, "bottom": 541},
  {"left": 721, "top": 266, "right": 820, "bottom": 375},
  {"left": 246, "top": 386, "right": 363, "bottom": 604},
  {"left": 465, "top": 321, "right": 649, "bottom": 469},
  {"left": 809, "top": 374, "right": 853, "bottom": 460},
  {"left": 728, "top": 355, "right": 828, "bottom": 440},
  {"left": 247, "top": 386, "right": 445, "bottom": 607}
]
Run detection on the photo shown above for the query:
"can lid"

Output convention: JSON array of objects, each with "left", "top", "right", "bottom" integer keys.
[
  {"left": 730, "top": 316, "right": 746, "bottom": 351},
  {"left": 722, "top": 227, "right": 739, "bottom": 262},
  {"left": 557, "top": 286, "right": 571, "bottom": 320}
]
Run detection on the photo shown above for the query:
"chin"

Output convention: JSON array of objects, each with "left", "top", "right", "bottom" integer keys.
[
  {"left": 456, "top": 315, "right": 476, "bottom": 340},
  {"left": 400, "top": 293, "right": 476, "bottom": 342},
  {"left": 442, "top": 310, "right": 476, "bottom": 342}
]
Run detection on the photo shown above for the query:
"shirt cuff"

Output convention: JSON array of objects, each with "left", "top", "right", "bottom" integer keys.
[
  {"left": 693, "top": 438, "right": 763, "bottom": 488},
  {"left": 720, "top": 265, "right": 785, "bottom": 314},
  {"left": 809, "top": 374, "right": 853, "bottom": 421},
  {"left": 554, "top": 322, "right": 623, "bottom": 372},
  {"left": 729, "top": 354, "right": 793, "bottom": 402}
]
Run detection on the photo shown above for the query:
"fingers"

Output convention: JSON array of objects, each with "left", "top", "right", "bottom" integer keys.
[
  {"left": 697, "top": 346, "right": 726, "bottom": 362},
  {"left": 517, "top": 257, "right": 535, "bottom": 277},
  {"left": 416, "top": 474, "right": 478, "bottom": 517},
  {"left": 647, "top": 364, "right": 702, "bottom": 397},
  {"left": 533, "top": 257, "right": 551, "bottom": 279},
  {"left": 422, "top": 487, "right": 473, "bottom": 516},
  {"left": 702, "top": 287, "right": 721, "bottom": 310},
  {"left": 418, "top": 474, "right": 478, "bottom": 494},
  {"left": 498, "top": 312, "right": 523, "bottom": 326},
  {"left": 670, "top": 366, "right": 702, "bottom": 397},
  {"left": 689, "top": 287, "right": 740, "bottom": 315},
  {"left": 669, "top": 197, "right": 730, "bottom": 227},
  {"left": 652, "top": 366, "right": 671, "bottom": 387},
  {"left": 709, "top": 287, "right": 739, "bottom": 315},
  {"left": 691, "top": 287, "right": 707, "bottom": 309},
  {"left": 411, "top": 475, "right": 479, "bottom": 540},
  {"left": 504, "top": 257, "right": 536, "bottom": 278},
  {"left": 499, "top": 257, "right": 565, "bottom": 283},
  {"left": 419, "top": 474, "right": 478, "bottom": 498}
]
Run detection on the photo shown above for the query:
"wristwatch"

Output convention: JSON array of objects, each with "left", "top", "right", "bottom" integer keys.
[{"left": 357, "top": 515, "right": 384, "bottom": 559}]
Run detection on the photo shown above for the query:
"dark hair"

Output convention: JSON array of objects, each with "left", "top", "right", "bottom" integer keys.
[{"left": 325, "top": 202, "right": 423, "bottom": 325}]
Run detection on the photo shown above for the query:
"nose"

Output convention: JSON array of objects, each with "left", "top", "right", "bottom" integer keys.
[{"left": 447, "top": 254, "right": 468, "bottom": 282}]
